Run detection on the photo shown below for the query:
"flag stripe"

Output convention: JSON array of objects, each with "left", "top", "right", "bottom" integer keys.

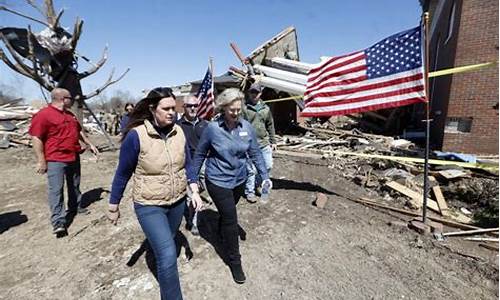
[
  {"left": 304, "top": 72, "right": 367, "bottom": 96},
  {"left": 308, "top": 52, "right": 362, "bottom": 74},
  {"left": 308, "top": 92, "right": 425, "bottom": 112},
  {"left": 307, "top": 64, "right": 367, "bottom": 91},
  {"left": 305, "top": 70, "right": 424, "bottom": 102},
  {"left": 301, "top": 98, "right": 423, "bottom": 117},
  {"left": 307, "top": 52, "right": 365, "bottom": 84},
  {"left": 306, "top": 85, "right": 424, "bottom": 107}
]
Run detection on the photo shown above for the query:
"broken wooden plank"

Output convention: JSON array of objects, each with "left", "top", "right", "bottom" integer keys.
[
  {"left": 429, "top": 176, "right": 450, "bottom": 216},
  {"left": 438, "top": 169, "right": 470, "bottom": 180},
  {"left": 443, "top": 227, "right": 499, "bottom": 237},
  {"left": 385, "top": 181, "right": 441, "bottom": 213},
  {"left": 354, "top": 197, "right": 485, "bottom": 230},
  {"left": 479, "top": 243, "right": 499, "bottom": 251}
]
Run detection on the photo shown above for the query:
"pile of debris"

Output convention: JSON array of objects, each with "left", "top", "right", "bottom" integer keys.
[
  {"left": 0, "top": 102, "right": 38, "bottom": 149},
  {"left": 276, "top": 123, "right": 499, "bottom": 228}
]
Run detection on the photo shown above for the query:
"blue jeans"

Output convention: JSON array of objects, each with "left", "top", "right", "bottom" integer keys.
[
  {"left": 47, "top": 158, "right": 81, "bottom": 227},
  {"left": 245, "top": 145, "right": 273, "bottom": 197},
  {"left": 134, "top": 199, "right": 186, "bottom": 300}
]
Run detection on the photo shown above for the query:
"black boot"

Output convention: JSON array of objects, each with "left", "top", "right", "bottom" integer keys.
[{"left": 229, "top": 264, "right": 246, "bottom": 284}]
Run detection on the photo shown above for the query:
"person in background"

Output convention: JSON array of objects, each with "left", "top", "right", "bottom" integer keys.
[
  {"left": 107, "top": 87, "right": 202, "bottom": 300},
  {"left": 29, "top": 88, "right": 99, "bottom": 237},
  {"left": 120, "top": 102, "right": 135, "bottom": 134},
  {"left": 177, "top": 95, "right": 208, "bottom": 235},
  {"left": 192, "top": 88, "right": 270, "bottom": 284},
  {"left": 242, "top": 83, "right": 277, "bottom": 203},
  {"left": 111, "top": 110, "right": 120, "bottom": 135}
]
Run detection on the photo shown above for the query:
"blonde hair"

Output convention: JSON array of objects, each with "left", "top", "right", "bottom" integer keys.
[{"left": 215, "top": 88, "right": 244, "bottom": 113}]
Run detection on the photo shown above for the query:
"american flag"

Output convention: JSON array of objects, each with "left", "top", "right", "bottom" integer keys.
[
  {"left": 301, "top": 26, "right": 426, "bottom": 117},
  {"left": 196, "top": 65, "right": 215, "bottom": 120}
]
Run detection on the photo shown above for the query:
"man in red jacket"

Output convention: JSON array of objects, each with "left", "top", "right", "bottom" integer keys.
[{"left": 29, "top": 88, "right": 99, "bottom": 237}]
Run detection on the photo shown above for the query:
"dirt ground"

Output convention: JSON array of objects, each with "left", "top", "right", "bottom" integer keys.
[{"left": 0, "top": 135, "right": 498, "bottom": 300}]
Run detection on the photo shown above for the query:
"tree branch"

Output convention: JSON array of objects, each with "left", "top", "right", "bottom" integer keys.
[
  {"left": 78, "top": 46, "right": 108, "bottom": 79},
  {"left": 26, "top": 0, "right": 46, "bottom": 18},
  {"left": 53, "top": 8, "right": 64, "bottom": 29},
  {"left": 0, "top": 32, "right": 36, "bottom": 76},
  {"left": 0, "top": 5, "right": 50, "bottom": 27},
  {"left": 43, "top": 0, "right": 57, "bottom": 26},
  {"left": 70, "top": 17, "right": 83, "bottom": 51},
  {"left": 0, "top": 48, "right": 32, "bottom": 78},
  {"left": 0, "top": 32, "right": 54, "bottom": 90},
  {"left": 82, "top": 68, "right": 130, "bottom": 100}
]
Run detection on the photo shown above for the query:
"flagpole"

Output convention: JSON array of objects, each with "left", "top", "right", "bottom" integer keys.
[
  {"left": 209, "top": 56, "right": 214, "bottom": 87},
  {"left": 422, "top": 12, "right": 431, "bottom": 224}
]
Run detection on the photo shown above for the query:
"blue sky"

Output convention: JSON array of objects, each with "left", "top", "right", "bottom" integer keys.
[{"left": 0, "top": 0, "right": 423, "bottom": 101}]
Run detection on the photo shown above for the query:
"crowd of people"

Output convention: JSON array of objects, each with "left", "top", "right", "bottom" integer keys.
[
  {"left": 92, "top": 102, "right": 135, "bottom": 136},
  {"left": 29, "top": 83, "right": 276, "bottom": 300}
]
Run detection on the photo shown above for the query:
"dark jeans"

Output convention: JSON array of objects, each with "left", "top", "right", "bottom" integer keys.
[
  {"left": 46, "top": 158, "right": 82, "bottom": 227},
  {"left": 134, "top": 199, "right": 185, "bottom": 300},
  {"left": 206, "top": 180, "right": 245, "bottom": 265}
]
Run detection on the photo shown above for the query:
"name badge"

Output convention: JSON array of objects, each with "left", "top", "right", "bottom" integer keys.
[{"left": 239, "top": 131, "right": 248, "bottom": 137}]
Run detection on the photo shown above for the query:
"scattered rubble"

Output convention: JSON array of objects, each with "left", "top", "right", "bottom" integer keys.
[
  {"left": 0, "top": 102, "right": 38, "bottom": 149},
  {"left": 275, "top": 122, "right": 499, "bottom": 229}
]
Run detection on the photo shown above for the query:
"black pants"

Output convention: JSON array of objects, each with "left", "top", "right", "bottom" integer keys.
[{"left": 206, "top": 179, "right": 245, "bottom": 265}]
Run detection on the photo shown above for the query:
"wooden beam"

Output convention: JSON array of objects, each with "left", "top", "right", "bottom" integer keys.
[
  {"left": 354, "top": 197, "right": 482, "bottom": 230},
  {"left": 429, "top": 176, "right": 450, "bottom": 216},
  {"left": 443, "top": 227, "right": 499, "bottom": 237},
  {"left": 479, "top": 243, "right": 499, "bottom": 251},
  {"left": 385, "top": 181, "right": 441, "bottom": 213},
  {"left": 464, "top": 237, "right": 499, "bottom": 242}
]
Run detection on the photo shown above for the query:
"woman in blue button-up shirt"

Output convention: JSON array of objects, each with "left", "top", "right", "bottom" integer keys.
[{"left": 193, "top": 88, "right": 270, "bottom": 284}]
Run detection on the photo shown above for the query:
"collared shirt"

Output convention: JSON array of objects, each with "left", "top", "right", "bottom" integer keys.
[
  {"left": 28, "top": 105, "right": 82, "bottom": 162},
  {"left": 192, "top": 116, "right": 269, "bottom": 189},
  {"left": 177, "top": 116, "right": 208, "bottom": 157},
  {"left": 242, "top": 100, "right": 276, "bottom": 147}
]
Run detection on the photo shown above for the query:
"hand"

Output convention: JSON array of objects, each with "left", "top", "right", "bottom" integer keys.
[
  {"left": 271, "top": 144, "right": 277, "bottom": 151},
  {"left": 190, "top": 192, "right": 203, "bottom": 212},
  {"left": 36, "top": 160, "right": 47, "bottom": 174},
  {"left": 88, "top": 143, "right": 100, "bottom": 155},
  {"left": 107, "top": 204, "right": 120, "bottom": 225}
]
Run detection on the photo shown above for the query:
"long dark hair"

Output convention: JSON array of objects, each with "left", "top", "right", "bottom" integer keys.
[{"left": 121, "top": 87, "right": 176, "bottom": 141}]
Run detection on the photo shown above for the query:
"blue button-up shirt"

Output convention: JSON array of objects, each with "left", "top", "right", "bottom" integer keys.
[{"left": 193, "top": 116, "right": 268, "bottom": 189}]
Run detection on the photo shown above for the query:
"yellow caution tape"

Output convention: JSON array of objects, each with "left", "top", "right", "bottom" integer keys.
[
  {"left": 264, "top": 95, "right": 302, "bottom": 103},
  {"left": 429, "top": 61, "right": 497, "bottom": 78}
]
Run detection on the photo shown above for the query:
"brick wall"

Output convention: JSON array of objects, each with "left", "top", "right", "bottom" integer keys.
[{"left": 442, "top": 0, "right": 499, "bottom": 154}]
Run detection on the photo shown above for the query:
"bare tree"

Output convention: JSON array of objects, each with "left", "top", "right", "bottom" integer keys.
[{"left": 0, "top": 0, "right": 128, "bottom": 147}]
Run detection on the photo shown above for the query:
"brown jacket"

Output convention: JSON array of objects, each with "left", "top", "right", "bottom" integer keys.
[{"left": 132, "top": 120, "right": 187, "bottom": 206}]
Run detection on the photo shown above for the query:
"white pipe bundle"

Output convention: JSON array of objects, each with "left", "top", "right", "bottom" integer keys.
[
  {"left": 270, "top": 57, "right": 317, "bottom": 74},
  {"left": 253, "top": 76, "right": 306, "bottom": 95},
  {"left": 254, "top": 65, "right": 308, "bottom": 85}
]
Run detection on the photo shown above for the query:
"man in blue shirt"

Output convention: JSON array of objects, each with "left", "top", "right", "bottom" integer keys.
[{"left": 178, "top": 95, "right": 209, "bottom": 235}]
